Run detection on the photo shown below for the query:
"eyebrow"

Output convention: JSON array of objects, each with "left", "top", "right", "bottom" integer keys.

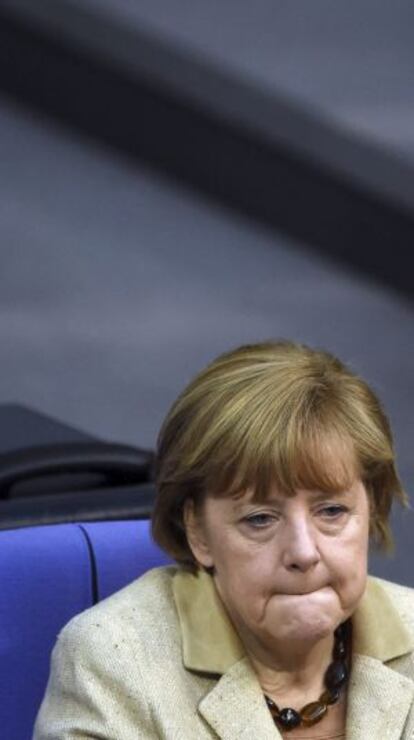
[{"left": 306, "top": 489, "right": 353, "bottom": 504}]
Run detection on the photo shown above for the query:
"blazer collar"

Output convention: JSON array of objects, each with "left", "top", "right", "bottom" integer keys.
[
  {"left": 173, "top": 569, "right": 243, "bottom": 674},
  {"left": 173, "top": 571, "right": 414, "bottom": 739}
]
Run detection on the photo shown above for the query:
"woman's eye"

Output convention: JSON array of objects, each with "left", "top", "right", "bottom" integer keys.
[
  {"left": 244, "top": 513, "right": 274, "bottom": 528},
  {"left": 318, "top": 505, "right": 348, "bottom": 519}
]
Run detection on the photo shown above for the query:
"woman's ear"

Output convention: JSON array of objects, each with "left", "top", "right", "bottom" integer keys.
[{"left": 183, "top": 498, "right": 214, "bottom": 569}]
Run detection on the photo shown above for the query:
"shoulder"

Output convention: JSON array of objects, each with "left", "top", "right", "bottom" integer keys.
[
  {"left": 58, "top": 565, "right": 181, "bottom": 661},
  {"left": 34, "top": 567, "right": 182, "bottom": 737},
  {"left": 72, "top": 563, "right": 178, "bottom": 620}
]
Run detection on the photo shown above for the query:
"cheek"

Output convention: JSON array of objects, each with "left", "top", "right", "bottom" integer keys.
[
  {"left": 213, "top": 543, "right": 276, "bottom": 616},
  {"left": 328, "top": 528, "right": 369, "bottom": 609}
]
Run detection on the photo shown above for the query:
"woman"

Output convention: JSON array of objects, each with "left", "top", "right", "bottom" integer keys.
[{"left": 34, "top": 341, "right": 414, "bottom": 739}]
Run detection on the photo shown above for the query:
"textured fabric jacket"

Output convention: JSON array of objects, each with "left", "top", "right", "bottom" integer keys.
[{"left": 33, "top": 567, "right": 414, "bottom": 739}]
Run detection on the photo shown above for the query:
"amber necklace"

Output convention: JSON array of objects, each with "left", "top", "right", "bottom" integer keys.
[{"left": 264, "top": 620, "right": 351, "bottom": 732}]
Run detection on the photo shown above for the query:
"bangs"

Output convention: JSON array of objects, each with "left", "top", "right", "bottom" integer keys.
[
  {"left": 154, "top": 339, "right": 406, "bottom": 565},
  {"left": 206, "top": 413, "right": 359, "bottom": 502}
]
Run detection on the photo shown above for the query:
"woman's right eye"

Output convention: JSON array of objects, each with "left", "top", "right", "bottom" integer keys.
[{"left": 243, "top": 513, "right": 275, "bottom": 528}]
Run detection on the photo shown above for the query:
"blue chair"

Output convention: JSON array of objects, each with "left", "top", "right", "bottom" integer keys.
[{"left": 0, "top": 520, "right": 171, "bottom": 740}]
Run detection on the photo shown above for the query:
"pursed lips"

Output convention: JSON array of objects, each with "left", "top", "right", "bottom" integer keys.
[{"left": 276, "top": 585, "right": 330, "bottom": 596}]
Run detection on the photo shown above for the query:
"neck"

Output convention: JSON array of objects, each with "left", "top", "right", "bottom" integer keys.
[{"left": 241, "top": 631, "right": 335, "bottom": 703}]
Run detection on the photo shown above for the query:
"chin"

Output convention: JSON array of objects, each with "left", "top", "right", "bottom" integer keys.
[
  {"left": 281, "top": 610, "right": 335, "bottom": 637},
  {"left": 269, "top": 592, "right": 341, "bottom": 642},
  {"left": 291, "top": 619, "right": 335, "bottom": 643}
]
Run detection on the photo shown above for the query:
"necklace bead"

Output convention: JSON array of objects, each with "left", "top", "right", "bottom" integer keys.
[
  {"left": 301, "top": 701, "right": 328, "bottom": 726},
  {"left": 278, "top": 707, "right": 302, "bottom": 729},
  {"left": 320, "top": 687, "right": 341, "bottom": 705},
  {"left": 325, "top": 661, "right": 348, "bottom": 690},
  {"left": 333, "top": 640, "right": 347, "bottom": 660},
  {"left": 264, "top": 619, "right": 351, "bottom": 732}
]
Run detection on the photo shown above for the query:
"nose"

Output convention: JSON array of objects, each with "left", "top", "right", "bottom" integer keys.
[{"left": 281, "top": 515, "right": 321, "bottom": 573}]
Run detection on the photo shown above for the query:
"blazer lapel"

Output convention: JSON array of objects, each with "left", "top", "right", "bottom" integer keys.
[
  {"left": 346, "top": 654, "right": 414, "bottom": 740},
  {"left": 174, "top": 570, "right": 414, "bottom": 739},
  {"left": 198, "top": 653, "right": 414, "bottom": 740},
  {"left": 198, "top": 657, "right": 281, "bottom": 740}
]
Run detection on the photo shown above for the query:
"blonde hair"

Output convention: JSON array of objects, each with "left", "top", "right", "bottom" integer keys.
[{"left": 152, "top": 341, "right": 407, "bottom": 568}]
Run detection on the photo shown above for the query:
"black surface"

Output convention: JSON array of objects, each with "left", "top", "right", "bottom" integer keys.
[
  {"left": 0, "top": 405, "right": 155, "bottom": 528},
  {"left": 0, "top": 482, "right": 156, "bottom": 530},
  {"left": 0, "top": 12, "right": 413, "bottom": 299},
  {"left": 0, "top": 441, "right": 154, "bottom": 498}
]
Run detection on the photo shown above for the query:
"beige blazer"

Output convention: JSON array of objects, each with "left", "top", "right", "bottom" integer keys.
[{"left": 34, "top": 567, "right": 414, "bottom": 739}]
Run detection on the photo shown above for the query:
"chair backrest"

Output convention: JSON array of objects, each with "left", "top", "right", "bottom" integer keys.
[{"left": 0, "top": 520, "right": 171, "bottom": 740}]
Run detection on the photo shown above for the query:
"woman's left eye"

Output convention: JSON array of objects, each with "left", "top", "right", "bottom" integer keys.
[{"left": 318, "top": 505, "right": 348, "bottom": 519}]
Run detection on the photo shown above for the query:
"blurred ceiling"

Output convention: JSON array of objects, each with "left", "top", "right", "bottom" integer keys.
[{"left": 1, "top": 0, "right": 414, "bottom": 298}]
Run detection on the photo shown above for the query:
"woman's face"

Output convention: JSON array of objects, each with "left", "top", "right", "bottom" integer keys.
[{"left": 185, "top": 478, "right": 370, "bottom": 652}]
